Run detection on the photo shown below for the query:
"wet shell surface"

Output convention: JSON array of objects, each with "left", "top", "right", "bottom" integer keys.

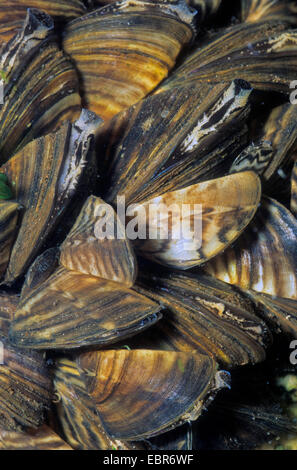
[{"left": 63, "top": 0, "right": 196, "bottom": 120}]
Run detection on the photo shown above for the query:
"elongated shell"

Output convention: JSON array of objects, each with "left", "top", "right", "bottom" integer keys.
[
  {"left": 158, "top": 21, "right": 297, "bottom": 95},
  {"left": 54, "top": 358, "right": 147, "bottom": 450},
  {"left": 63, "top": 0, "right": 196, "bottom": 120},
  {"left": 0, "top": 1, "right": 86, "bottom": 42},
  {"left": 10, "top": 265, "right": 161, "bottom": 349},
  {"left": 60, "top": 196, "right": 137, "bottom": 287},
  {"left": 77, "top": 349, "right": 228, "bottom": 440},
  {"left": 256, "top": 104, "right": 297, "bottom": 181},
  {"left": 0, "top": 200, "right": 21, "bottom": 278},
  {"left": 0, "top": 9, "right": 81, "bottom": 162},
  {"left": 241, "top": 0, "right": 297, "bottom": 25},
  {"left": 0, "top": 425, "right": 72, "bottom": 450},
  {"left": 2, "top": 110, "right": 102, "bottom": 284},
  {"left": 205, "top": 197, "right": 297, "bottom": 300},
  {"left": 134, "top": 270, "right": 270, "bottom": 368},
  {"left": 249, "top": 292, "right": 297, "bottom": 338},
  {"left": 130, "top": 171, "right": 261, "bottom": 269},
  {"left": 101, "top": 80, "right": 252, "bottom": 205}
]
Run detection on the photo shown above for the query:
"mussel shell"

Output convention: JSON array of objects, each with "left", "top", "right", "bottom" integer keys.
[
  {"left": 0, "top": 200, "right": 21, "bottom": 279},
  {"left": 241, "top": 0, "right": 297, "bottom": 25},
  {"left": 257, "top": 104, "right": 297, "bottom": 181},
  {"left": 0, "top": 425, "right": 72, "bottom": 450},
  {"left": 248, "top": 292, "right": 297, "bottom": 338},
  {"left": 158, "top": 21, "right": 297, "bottom": 94},
  {"left": 0, "top": 9, "right": 81, "bottom": 162},
  {"left": 100, "top": 80, "right": 251, "bottom": 205},
  {"left": 63, "top": 0, "right": 196, "bottom": 120},
  {"left": 131, "top": 171, "right": 261, "bottom": 269},
  {"left": 0, "top": 1, "right": 86, "bottom": 42},
  {"left": 0, "top": 333, "right": 52, "bottom": 431},
  {"left": 60, "top": 196, "right": 137, "bottom": 287},
  {"left": 0, "top": 292, "right": 19, "bottom": 336},
  {"left": 229, "top": 142, "right": 273, "bottom": 176},
  {"left": 77, "top": 348, "right": 227, "bottom": 440},
  {"left": 10, "top": 266, "right": 161, "bottom": 350},
  {"left": 191, "top": 0, "right": 221, "bottom": 20},
  {"left": 2, "top": 110, "right": 102, "bottom": 284},
  {"left": 134, "top": 269, "right": 270, "bottom": 368},
  {"left": 205, "top": 196, "right": 297, "bottom": 300},
  {"left": 54, "top": 358, "right": 147, "bottom": 450}
]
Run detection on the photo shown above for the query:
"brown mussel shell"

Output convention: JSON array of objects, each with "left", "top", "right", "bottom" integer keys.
[
  {"left": 100, "top": 79, "right": 252, "bottom": 205},
  {"left": 133, "top": 269, "right": 271, "bottom": 368},
  {"left": 53, "top": 358, "right": 147, "bottom": 450},
  {"left": 63, "top": 0, "right": 197, "bottom": 120},
  {"left": 0, "top": 9, "right": 81, "bottom": 163},
  {"left": 130, "top": 171, "right": 261, "bottom": 269},
  {"left": 0, "top": 300, "right": 52, "bottom": 431},
  {"left": 241, "top": 0, "right": 297, "bottom": 25},
  {"left": 205, "top": 196, "right": 297, "bottom": 300},
  {"left": 76, "top": 348, "right": 228, "bottom": 440},
  {"left": 60, "top": 196, "right": 137, "bottom": 287},
  {"left": 0, "top": 200, "right": 21, "bottom": 278},
  {"left": 2, "top": 110, "right": 102, "bottom": 284},
  {"left": 0, "top": 425, "right": 72, "bottom": 450},
  {"left": 0, "top": 1, "right": 86, "bottom": 42},
  {"left": 158, "top": 21, "right": 297, "bottom": 95}
]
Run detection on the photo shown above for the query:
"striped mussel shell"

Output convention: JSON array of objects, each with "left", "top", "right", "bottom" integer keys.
[
  {"left": 0, "top": 200, "right": 21, "bottom": 278},
  {"left": 229, "top": 141, "right": 274, "bottom": 177},
  {"left": 129, "top": 171, "right": 261, "bottom": 269},
  {"left": 0, "top": 292, "right": 18, "bottom": 336},
  {"left": 190, "top": 0, "right": 221, "bottom": 20},
  {"left": 241, "top": 0, "right": 297, "bottom": 25},
  {"left": 0, "top": 425, "right": 72, "bottom": 450},
  {"left": 0, "top": 0, "right": 86, "bottom": 42},
  {"left": 99, "top": 79, "right": 252, "bottom": 205},
  {"left": 253, "top": 103, "right": 297, "bottom": 182},
  {"left": 1, "top": 110, "right": 102, "bottom": 284},
  {"left": 291, "top": 160, "right": 297, "bottom": 218},
  {"left": 132, "top": 269, "right": 271, "bottom": 368},
  {"left": 53, "top": 358, "right": 147, "bottom": 450},
  {"left": 0, "top": 8, "right": 81, "bottom": 163},
  {"left": 63, "top": 0, "right": 197, "bottom": 120},
  {"left": 0, "top": 296, "right": 52, "bottom": 431},
  {"left": 69, "top": 348, "right": 229, "bottom": 440},
  {"left": 205, "top": 197, "right": 297, "bottom": 335},
  {"left": 59, "top": 195, "right": 137, "bottom": 287},
  {"left": 158, "top": 20, "right": 297, "bottom": 95},
  {"left": 10, "top": 196, "right": 161, "bottom": 349}
]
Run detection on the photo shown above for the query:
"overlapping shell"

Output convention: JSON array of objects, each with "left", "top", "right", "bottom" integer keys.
[
  {"left": 1, "top": 110, "right": 102, "bottom": 284},
  {"left": 0, "top": 425, "right": 72, "bottom": 450},
  {"left": 0, "top": 8, "right": 81, "bottom": 163},
  {"left": 158, "top": 20, "right": 297, "bottom": 94},
  {"left": 134, "top": 270, "right": 271, "bottom": 368},
  {"left": 0, "top": 0, "right": 86, "bottom": 42},
  {"left": 100, "top": 79, "right": 252, "bottom": 204},
  {"left": 63, "top": 0, "right": 197, "bottom": 120},
  {"left": 0, "top": 295, "right": 52, "bottom": 431},
  {"left": 53, "top": 350, "right": 229, "bottom": 444},
  {"left": 10, "top": 196, "right": 161, "bottom": 349}
]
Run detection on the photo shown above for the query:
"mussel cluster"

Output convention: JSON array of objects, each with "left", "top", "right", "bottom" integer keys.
[{"left": 0, "top": 0, "right": 296, "bottom": 451}]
